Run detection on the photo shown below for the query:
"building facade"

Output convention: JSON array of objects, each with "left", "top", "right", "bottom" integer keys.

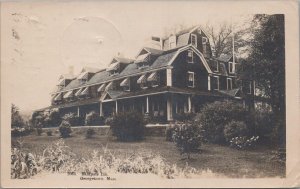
[{"left": 37, "top": 26, "right": 254, "bottom": 123}]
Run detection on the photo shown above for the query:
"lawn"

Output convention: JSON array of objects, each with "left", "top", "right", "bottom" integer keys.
[{"left": 11, "top": 130, "right": 285, "bottom": 178}]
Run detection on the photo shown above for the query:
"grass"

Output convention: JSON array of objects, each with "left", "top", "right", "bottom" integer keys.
[{"left": 12, "top": 131, "right": 285, "bottom": 178}]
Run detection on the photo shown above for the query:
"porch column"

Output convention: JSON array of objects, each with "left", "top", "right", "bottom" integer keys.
[
  {"left": 188, "top": 96, "right": 192, "bottom": 113},
  {"left": 99, "top": 102, "right": 103, "bottom": 116},
  {"left": 146, "top": 96, "right": 149, "bottom": 113},
  {"left": 77, "top": 106, "right": 80, "bottom": 117},
  {"left": 167, "top": 95, "right": 173, "bottom": 121},
  {"left": 115, "top": 100, "right": 118, "bottom": 114},
  {"left": 208, "top": 75, "right": 211, "bottom": 91},
  {"left": 166, "top": 68, "right": 172, "bottom": 86}
]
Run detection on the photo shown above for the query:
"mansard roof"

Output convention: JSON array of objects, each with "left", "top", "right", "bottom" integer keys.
[{"left": 53, "top": 45, "right": 212, "bottom": 94}]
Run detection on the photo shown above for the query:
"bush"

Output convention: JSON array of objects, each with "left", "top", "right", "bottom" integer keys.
[
  {"left": 59, "top": 121, "right": 72, "bottom": 138},
  {"left": 109, "top": 111, "right": 145, "bottom": 141},
  {"left": 86, "top": 128, "right": 96, "bottom": 139},
  {"left": 229, "top": 136, "right": 259, "bottom": 150},
  {"left": 11, "top": 128, "right": 32, "bottom": 137},
  {"left": 85, "top": 111, "right": 104, "bottom": 126},
  {"left": 224, "top": 121, "right": 248, "bottom": 142},
  {"left": 195, "top": 100, "right": 249, "bottom": 144},
  {"left": 105, "top": 116, "right": 114, "bottom": 125},
  {"left": 172, "top": 122, "right": 203, "bottom": 159},
  {"left": 36, "top": 128, "right": 43, "bottom": 136},
  {"left": 175, "top": 112, "right": 196, "bottom": 122},
  {"left": 253, "top": 107, "right": 274, "bottom": 140},
  {"left": 46, "top": 130, "right": 53, "bottom": 136},
  {"left": 165, "top": 125, "right": 176, "bottom": 142},
  {"left": 62, "top": 113, "right": 84, "bottom": 126}
]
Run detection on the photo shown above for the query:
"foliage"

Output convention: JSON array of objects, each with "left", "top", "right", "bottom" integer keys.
[
  {"left": 175, "top": 112, "right": 196, "bottom": 122},
  {"left": 36, "top": 128, "right": 43, "bottom": 136},
  {"left": 85, "top": 128, "right": 96, "bottom": 139},
  {"left": 11, "top": 140, "right": 200, "bottom": 179},
  {"left": 224, "top": 121, "right": 248, "bottom": 142},
  {"left": 269, "top": 148, "right": 286, "bottom": 165},
  {"left": 46, "top": 130, "right": 53, "bottom": 136},
  {"left": 172, "top": 122, "right": 203, "bottom": 159},
  {"left": 242, "top": 14, "right": 285, "bottom": 145},
  {"left": 11, "top": 148, "right": 40, "bottom": 179},
  {"left": 85, "top": 111, "right": 104, "bottom": 126},
  {"left": 165, "top": 125, "right": 176, "bottom": 142},
  {"left": 11, "top": 127, "right": 32, "bottom": 137},
  {"left": 11, "top": 104, "right": 25, "bottom": 128},
  {"left": 253, "top": 107, "right": 274, "bottom": 141},
  {"left": 44, "top": 109, "right": 61, "bottom": 127},
  {"left": 195, "top": 100, "right": 249, "bottom": 144},
  {"left": 109, "top": 111, "right": 145, "bottom": 141},
  {"left": 104, "top": 116, "right": 114, "bottom": 126},
  {"left": 229, "top": 136, "right": 259, "bottom": 150},
  {"left": 62, "top": 113, "right": 82, "bottom": 126},
  {"left": 59, "top": 121, "right": 72, "bottom": 138}
]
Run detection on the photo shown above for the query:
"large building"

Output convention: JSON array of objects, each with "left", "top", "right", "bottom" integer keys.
[{"left": 37, "top": 26, "right": 254, "bottom": 123}]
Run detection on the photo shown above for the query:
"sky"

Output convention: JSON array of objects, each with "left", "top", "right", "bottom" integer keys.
[{"left": 1, "top": 1, "right": 252, "bottom": 112}]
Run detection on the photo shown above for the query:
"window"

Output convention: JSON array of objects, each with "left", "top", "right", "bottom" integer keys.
[
  {"left": 191, "top": 34, "right": 197, "bottom": 47},
  {"left": 137, "top": 74, "right": 147, "bottom": 89},
  {"left": 243, "top": 81, "right": 252, "bottom": 94},
  {"left": 120, "top": 78, "right": 130, "bottom": 91},
  {"left": 228, "top": 62, "right": 235, "bottom": 73},
  {"left": 214, "top": 61, "right": 219, "bottom": 72},
  {"left": 187, "top": 50, "right": 194, "bottom": 63},
  {"left": 227, "top": 78, "right": 233, "bottom": 90},
  {"left": 147, "top": 72, "right": 159, "bottom": 87},
  {"left": 187, "top": 72, "right": 195, "bottom": 88},
  {"left": 169, "top": 35, "right": 176, "bottom": 49},
  {"left": 212, "top": 76, "right": 219, "bottom": 90}
]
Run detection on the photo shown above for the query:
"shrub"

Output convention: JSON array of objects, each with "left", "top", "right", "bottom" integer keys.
[
  {"left": 105, "top": 116, "right": 114, "bottom": 125},
  {"left": 224, "top": 121, "right": 248, "bottom": 142},
  {"left": 62, "top": 113, "right": 84, "bottom": 126},
  {"left": 175, "top": 112, "right": 196, "bottom": 122},
  {"left": 85, "top": 111, "right": 104, "bottom": 126},
  {"left": 86, "top": 128, "right": 96, "bottom": 139},
  {"left": 165, "top": 125, "right": 176, "bottom": 142},
  {"left": 46, "top": 130, "right": 53, "bottom": 136},
  {"left": 110, "top": 111, "right": 145, "bottom": 141},
  {"left": 36, "top": 128, "right": 43, "bottom": 136},
  {"left": 195, "top": 100, "right": 249, "bottom": 144},
  {"left": 229, "top": 136, "right": 259, "bottom": 150},
  {"left": 59, "top": 121, "right": 72, "bottom": 138},
  {"left": 253, "top": 107, "right": 274, "bottom": 140},
  {"left": 172, "top": 122, "right": 203, "bottom": 159},
  {"left": 11, "top": 128, "right": 32, "bottom": 137}
]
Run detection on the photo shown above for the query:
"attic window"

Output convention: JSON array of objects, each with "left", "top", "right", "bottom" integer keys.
[
  {"left": 202, "top": 37, "right": 208, "bottom": 44},
  {"left": 137, "top": 74, "right": 147, "bottom": 89},
  {"left": 147, "top": 72, "right": 159, "bottom": 87},
  {"left": 169, "top": 35, "right": 176, "bottom": 49},
  {"left": 228, "top": 62, "right": 235, "bottom": 73},
  {"left": 191, "top": 34, "right": 197, "bottom": 47},
  {"left": 187, "top": 72, "right": 195, "bottom": 88},
  {"left": 187, "top": 50, "right": 194, "bottom": 63}
]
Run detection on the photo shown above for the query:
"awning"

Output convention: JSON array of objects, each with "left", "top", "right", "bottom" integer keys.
[
  {"left": 97, "top": 83, "right": 106, "bottom": 92},
  {"left": 147, "top": 72, "right": 158, "bottom": 82},
  {"left": 120, "top": 78, "right": 130, "bottom": 87},
  {"left": 137, "top": 74, "right": 147, "bottom": 84},
  {"left": 75, "top": 88, "right": 83, "bottom": 96},
  {"left": 80, "top": 87, "right": 89, "bottom": 96},
  {"left": 54, "top": 93, "right": 62, "bottom": 101},
  {"left": 77, "top": 72, "right": 88, "bottom": 80},
  {"left": 63, "top": 91, "right": 73, "bottom": 98},
  {"left": 105, "top": 82, "right": 113, "bottom": 91},
  {"left": 106, "top": 62, "right": 120, "bottom": 71},
  {"left": 135, "top": 53, "right": 149, "bottom": 63}
]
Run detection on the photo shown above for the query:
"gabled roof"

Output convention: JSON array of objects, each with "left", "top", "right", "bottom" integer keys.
[
  {"left": 219, "top": 63, "right": 228, "bottom": 76},
  {"left": 59, "top": 73, "right": 75, "bottom": 80},
  {"left": 135, "top": 47, "right": 164, "bottom": 58},
  {"left": 109, "top": 56, "right": 134, "bottom": 65}
]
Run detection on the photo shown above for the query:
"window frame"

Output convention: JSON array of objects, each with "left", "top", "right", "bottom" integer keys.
[
  {"left": 213, "top": 75, "right": 220, "bottom": 90},
  {"left": 187, "top": 71, "right": 195, "bottom": 88},
  {"left": 191, "top": 34, "right": 197, "bottom": 47},
  {"left": 228, "top": 61, "right": 235, "bottom": 74},
  {"left": 214, "top": 61, "right": 219, "bottom": 72},
  {"left": 227, "top": 78, "right": 233, "bottom": 90},
  {"left": 187, "top": 50, "right": 194, "bottom": 63}
]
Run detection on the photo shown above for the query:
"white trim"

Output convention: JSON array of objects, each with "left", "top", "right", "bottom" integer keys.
[
  {"left": 213, "top": 75, "right": 220, "bottom": 90},
  {"left": 191, "top": 34, "right": 197, "bottom": 48},
  {"left": 135, "top": 47, "right": 151, "bottom": 59},
  {"left": 248, "top": 81, "right": 252, "bottom": 94},
  {"left": 187, "top": 71, "right": 195, "bottom": 88},
  {"left": 202, "top": 37, "right": 208, "bottom": 44},
  {"left": 166, "top": 68, "right": 172, "bottom": 86},
  {"left": 208, "top": 75, "right": 211, "bottom": 91},
  {"left": 228, "top": 61, "right": 235, "bottom": 74},
  {"left": 227, "top": 78, "right": 233, "bottom": 90}
]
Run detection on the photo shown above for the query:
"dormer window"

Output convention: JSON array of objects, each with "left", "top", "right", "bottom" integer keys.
[
  {"left": 187, "top": 50, "right": 194, "bottom": 63},
  {"left": 169, "top": 35, "right": 176, "bottom": 49},
  {"left": 107, "top": 62, "right": 120, "bottom": 76},
  {"left": 202, "top": 37, "right": 208, "bottom": 55},
  {"left": 120, "top": 78, "right": 130, "bottom": 91},
  {"left": 97, "top": 83, "right": 106, "bottom": 93},
  {"left": 147, "top": 72, "right": 159, "bottom": 87},
  {"left": 135, "top": 53, "right": 151, "bottom": 69},
  {"left": 228, "top": 62, "right": 235, "bottom": 73},
  {"left": 137, "top": 74, "right": 147, "bottom": 89},
  {"left": 191, "top": 34, "right": 197, "bottom": 47}
]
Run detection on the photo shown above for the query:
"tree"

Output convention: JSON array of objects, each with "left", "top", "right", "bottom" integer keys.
[
  {"left": 242, "top": 14, "right": 285, "bottom": 145},
  {"left": 11, "top": 104, "right": 24, "bottom": 128}
]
